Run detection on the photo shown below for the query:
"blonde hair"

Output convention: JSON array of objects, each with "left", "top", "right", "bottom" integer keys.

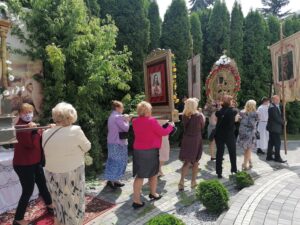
[
  {"left": 52, "top": 102, "right": 77, "bottom": 126},
  {"left": 244, "top": 100, "right": 257, "bottom": 113},
  {"left": 137, "top": 101, "right": 152, "bottom": 117},
  {"left": 183, "top": 98, "right": 199, "bottom": 117},
  {"left": 112, "top": 100, "right": 123, "bottom": 110},
  {"left": 19, "top": 103, "right": 34, "bottom": 113}
]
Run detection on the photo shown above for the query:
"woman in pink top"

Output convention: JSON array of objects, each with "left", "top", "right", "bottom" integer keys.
[{"left": 132, "top": 101, "right": 174, "bottom": 209}]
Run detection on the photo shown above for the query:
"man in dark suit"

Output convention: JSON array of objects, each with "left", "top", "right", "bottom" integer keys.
[{"left": 266, "top": 95, "right": 287, "bottom": 163}]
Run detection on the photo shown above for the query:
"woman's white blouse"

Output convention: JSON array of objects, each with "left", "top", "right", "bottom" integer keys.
[{"left": 42, "top": 125, "right": 91, "bottom": 173}]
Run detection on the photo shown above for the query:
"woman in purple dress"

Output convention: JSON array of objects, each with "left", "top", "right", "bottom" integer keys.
[{"left": 104, "top": 101, "right": 130, "bottom": 189}]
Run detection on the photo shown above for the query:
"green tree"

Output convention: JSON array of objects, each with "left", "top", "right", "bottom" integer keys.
[
  {"left": 267, "top": 15, "right": 280, "bottom": 45},
  {"left": 190, "top": 12, "right": 203, "bottom": 55},
  {"left": 206, "top": 0, "right": 230, "bottom": 75},
  {"left": 99, "top": 0, "right": 150, "bottom": 94},
  {"left": 230, "top": 1, "right": 244, "bottom": 67},
  {"left": 148, "top": 1, "right": 161, "bottom": 51},
  {"left": 241, "top": 10, "right": 269, "bottom": 104},
  {"left": 85, "top": 0, "right": 100, "bottom": 16},
  {"left": 189, "top": 0, "right": 215, "bottom": 12},
  {"left": 161, "top": 0, "right": 192, "bottom": 97},
  {"left": 284, "top": 14, "right": 300, "bottom": 36},
  {"left": 9, "top": 0, "right": 132, "bottom": 176},
  {"left": 260, "top": 0, "right": 290, "bottom": 18}
]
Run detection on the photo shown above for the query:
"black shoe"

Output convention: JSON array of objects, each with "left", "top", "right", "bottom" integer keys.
[
  {"left": 107, "top": 181, "right": 117, "bottom": 190},
  {"left": 149, "top": 194, "right": 162, "bottom": 201},
  {"left": 274, "top": 158, "right": 287, "bottom": 163},
  {"left": 114, "top": 182, "right": 125, "bottom": 187},
  {"left": 210, "top": 157, "right": 216, "bottom": 161},
  {"left": 217, "top": 174, "right": 223, "bottom": 179},
  {"left": 47, "top": 206, "right": 54, "bottom": 215},
  {"left": 132, "top": 202, "right": 145, "bottom": 209},
  {"left": 266, "top": 156, "right": 275, "bottom": 161},
  {"left": 257, "top": 149, "right": 265, "bottom": 155}
]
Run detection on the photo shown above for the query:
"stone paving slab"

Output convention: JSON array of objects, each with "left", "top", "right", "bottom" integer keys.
[{"left": 86, "top": 141, "right": 300, "bottom": 225}]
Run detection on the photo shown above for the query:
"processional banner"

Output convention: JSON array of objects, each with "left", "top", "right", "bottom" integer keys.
[{"left": 270, "top": 31, "right": 300, "bottom": 102}]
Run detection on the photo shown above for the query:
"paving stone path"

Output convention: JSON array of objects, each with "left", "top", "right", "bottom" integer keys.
[{"left": 86, "top": 141, "right": 300, "bottom": 225}]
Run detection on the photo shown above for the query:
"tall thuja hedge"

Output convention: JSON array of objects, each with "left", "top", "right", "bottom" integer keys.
[
  {"left": 206, "top": 0, "right": 230, "bottom": 77},
  {"left": 161, "top": 0, "right": 192, "bottom": 97},
  {"left": 8, "top": 0, "right": 132, "bottom": 176},
  {"left": 230, "top": 1, "right": 244, "bottom": 69},
  {"left": 190, "top": 12, "right": 203, "bottom": 55},
  {"left": 241, "top": 10, "right": 269, "bottom": 105},
  {"left": 99, "top": 0, "right": 150, "bottom": 94},
  {"left": 148, "top": 1, "right": 161, "bottom": 52}
]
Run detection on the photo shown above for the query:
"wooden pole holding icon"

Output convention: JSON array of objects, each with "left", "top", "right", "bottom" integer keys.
[{"left": 279, "top": 22, "right": 288, "bottom": 155}]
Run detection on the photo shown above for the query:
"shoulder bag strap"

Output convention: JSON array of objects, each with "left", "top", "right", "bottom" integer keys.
[{"left": 42, "top": 127, "right": 63, "bottom": 149}]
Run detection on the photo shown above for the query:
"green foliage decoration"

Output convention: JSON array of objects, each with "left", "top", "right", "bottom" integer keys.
[
  {"left": 147, "top": 214, "right": 185, "bottom": 225},
  {"left": 196, "top": 180, "right": 229, "bottom": 214}
]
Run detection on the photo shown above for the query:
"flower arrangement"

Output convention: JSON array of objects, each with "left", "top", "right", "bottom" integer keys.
[
  {"left": 172, "top": 54, "right": 179, "bottom": 104},
  {"left": 205, "top": 55, "right": 241, "bottom": 98}
]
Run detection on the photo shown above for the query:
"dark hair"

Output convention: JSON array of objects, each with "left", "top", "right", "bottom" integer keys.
[
  {"left": 261, "top": 97, "right": 269, "bottom": 104},
  {"left": 221, "top": 95, "right": 233, "bottom": 108},
  {"left": 112, "top": 100, "right": 123, "bottom": 110}
]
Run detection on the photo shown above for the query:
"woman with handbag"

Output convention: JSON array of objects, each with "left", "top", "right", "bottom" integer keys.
[
  {"left": 43, "top": 102, "right": 91, "bottom": 225},
  {"left": 104, "top": 100, "right": 130, "bottom": 189},
  {"left": 237, "top": 100, "right": 259, "bottom": 170},
  {"left": 13, "top": 103, "right": 53, "bottom": 225}
]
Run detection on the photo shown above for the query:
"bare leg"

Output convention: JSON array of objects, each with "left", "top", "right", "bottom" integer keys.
[
  {"left": 179, "top": 162, "right": 190, "bottom": 187},
  {"left": 158, "top": 161, "right": 164, "bottom": 176},
  {"left": 149, "top": 175, "right": 159, "bottom": 197},
  {"left": 133, "top": 177, "right": 144, "bottom": 204},
  {"left": 209, "top": 140, "right": 215, "bottom": 159},
  {"left": 191, "top": 162, "right": 199, "bottom": 188},
  {"left": 243, "top": 149, "right": 249, "bottom": 170},
  {"left": 248, "top": 149, "right": 253, "bottom": 168}
]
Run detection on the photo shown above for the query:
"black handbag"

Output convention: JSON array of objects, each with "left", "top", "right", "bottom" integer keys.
[{"left": 119, "top": 132, "right": 129, "bottom": 140}]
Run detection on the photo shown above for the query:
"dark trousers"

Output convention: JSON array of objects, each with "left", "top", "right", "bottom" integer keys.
[
  {"left": 13, "top": 164, "right": 52, "bottom": 220},
  {"left": 215, "top": 136, "right": 237, "bottom": 175},
  {"left": 267, "top": 132, "right": 281, "bottom": 159}
]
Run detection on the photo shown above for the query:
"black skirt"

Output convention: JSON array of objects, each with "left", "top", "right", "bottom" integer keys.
[{"left": 133, "top": 148, "right": 159, "bottom": 178}]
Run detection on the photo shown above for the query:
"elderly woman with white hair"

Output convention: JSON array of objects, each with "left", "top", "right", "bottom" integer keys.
[
  {"left": 178, "top": 98, "right": 205, "bottom": 191},
  {"left": 42, "top": 102, "right": 91, "bottom": 225},
  {"left": 237, "top": 100, "right": 259, "bottom": 170}
]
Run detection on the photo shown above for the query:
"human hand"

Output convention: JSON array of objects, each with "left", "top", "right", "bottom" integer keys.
[
  {"left": 28, "top": 122, "right": 37, "bottom": 128},
  {"left": 168, "top": 122, "right": 175, "bottom": 127},
  {"left": 124, "top": 114, "right": 131, "bottom": 122},
  {"left": 48, "top": 123, "right": 56, "bottom": 128}
]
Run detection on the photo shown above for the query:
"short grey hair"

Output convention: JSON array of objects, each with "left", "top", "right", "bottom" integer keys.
[{"left": 52, "top": 102, "right": 77, "bottom": 126}]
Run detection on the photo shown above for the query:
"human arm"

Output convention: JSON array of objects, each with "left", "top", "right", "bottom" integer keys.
[
  {"left": 115, "top": 115, "right": 130, "bottom": 132},
  {"left": 268, "top": 107, "right": 283, "bottom": 125},
  {"left": 152, "top": 118, "right": 173, "bottom": 137},
  {"left": 76, "top": 126, "right": 91, "bottom": 153}
]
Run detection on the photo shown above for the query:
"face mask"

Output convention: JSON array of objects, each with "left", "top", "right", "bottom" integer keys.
[{"left": 21, "top": 113, "right": 34, "bottom": 122}]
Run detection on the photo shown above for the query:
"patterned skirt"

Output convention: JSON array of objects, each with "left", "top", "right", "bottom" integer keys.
[
  {"left": 104, "top": 144, "right": 128, "bottom": 181},
  {"left": 45, "top": 165, "right": 85, "bottom": 225}
]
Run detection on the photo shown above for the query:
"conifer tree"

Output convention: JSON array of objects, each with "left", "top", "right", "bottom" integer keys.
[
  {"left": 267, "top": 15, "right": 280, "bottom": 44},
  {"left": 205, "top": 0, "right": 230, "bottom": 75},
  {"left": 148, "top": 1, "right": 162, "bottom": 51},
  {"left": 189, "top": 0, "right": 215, "bottom": 12},
  {"left": 260, "top": 0, "right": 290, "bottom": 18},
  {"left": 230, "top": 1, "right": 244, "bottom": 67},
  {"left": 241, "top": 10, "right": 269, "bottom": 104},
  {"left": 190, "top": 12, "right": 203, "bottom": 55},
  {"left": 161, "top": 0, "right": 192, "bottom": 97}
]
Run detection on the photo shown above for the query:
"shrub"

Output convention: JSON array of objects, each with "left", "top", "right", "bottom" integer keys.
[
  {"left": 147, "top": 214, "right": 185, "bottom": 225},
  {"left": 232, "top": 171, "right": 254, "bottom": 190},
  {"left": 196, "top": 180, "right": 229, "bottom": 214}
]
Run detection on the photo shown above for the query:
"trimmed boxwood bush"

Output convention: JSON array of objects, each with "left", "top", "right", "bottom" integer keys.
[
  {"left": 147, "top": 214, "right": 185, "bottom": 225},
  {"left": 196, "top": 180, "right": 229, "bottom": 214},
  {"left": 232, "top": 171, "right": 254, "bottom": 190}
]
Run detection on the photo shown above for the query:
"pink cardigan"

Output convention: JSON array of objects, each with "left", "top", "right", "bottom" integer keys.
[{"left": 132, "top": 117, "right": 173, "bottom": 150}]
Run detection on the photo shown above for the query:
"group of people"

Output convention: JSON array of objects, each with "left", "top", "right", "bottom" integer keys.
[{"left": 12, "top": 93, "right": 286, "bottom": 224}]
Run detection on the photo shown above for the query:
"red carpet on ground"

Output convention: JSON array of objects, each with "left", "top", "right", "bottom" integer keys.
[{"left": 0, "top": 195, "right": 115, "bottom": 225}]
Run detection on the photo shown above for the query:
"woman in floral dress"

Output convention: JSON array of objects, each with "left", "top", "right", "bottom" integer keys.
[{"left": 237, "top": 100, "right": 259, "bottom": 170}]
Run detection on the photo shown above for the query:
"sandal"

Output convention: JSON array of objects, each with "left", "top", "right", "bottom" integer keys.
[
  {"left": 178, "top": 182, "right": 184, "bottom": 191},
  {"left": 242, "top": 163, "right": 249, "bottom": 171}
]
